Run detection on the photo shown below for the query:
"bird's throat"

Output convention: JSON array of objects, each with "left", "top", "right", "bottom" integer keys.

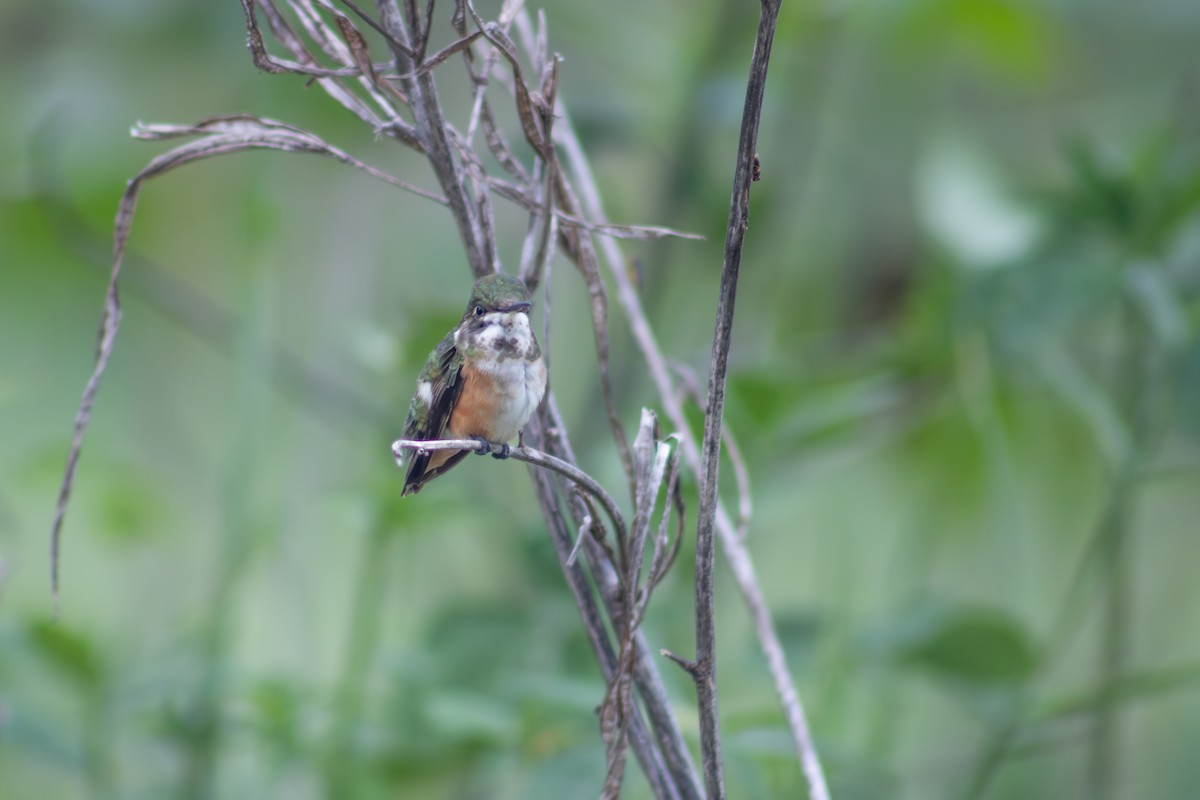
[{"left": 455, "top": 311, "right": 540, "bottom": 364}]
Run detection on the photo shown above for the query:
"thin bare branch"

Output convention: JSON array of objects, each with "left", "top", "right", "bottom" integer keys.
[
  {"left": 132, "top": 116, "right": 447, "bottom": 204},
  {"left": 538, "top": 205, "right": 555, "bottom": 383},
  {"left": 414, "top": 0, "right": 436, "bottom": 61},
  {"left": 391, "top": 438, "right": 626, "bottom": 541},
  {"left": 660, "top": 648, "right": 699, "bottom": 677},
  {"left": 577, "top": 221, "right": 704, "bottom": 242},
  {"left": 517, "top": 156, "right": 558, "bottom": 290},
  {"left": 600, "top": 666, "right": 632, "bottom": 799},
  {"left": 480, "top": 104, "right": 530, "bottom": 183},
  {"left": 49, "top": 234, "right": 122, "bottom": 618},
  {"left": 566, "top": 501, "right": 593, "bottom": 567},
  {"left": 691, "top": 2, "right": 784, "bottom": 795},
  {"left": 49, "top": 111, "right": 460, "bottom": 614},
  {"left": 399, "top": 30, "right": 484, "bottom": 78},
  {"left": 491, "top": 176, "right": 702, "bottom": 241},
  {"left": 464, "top": 53, "right": 495, "bottom": 145},
  {"left": 555, "top": 174, "right": 636, "bottom": 498},
  {"left": 442, "top": 122, "right": 502, "bottom": 270},
  {"left": 518, "top": 56, "right": 560, "bottom": 293},
  {"left": 498, "top": 0, "right": 526, "bottom": 29},
  {"left": 671, "top": 361, "right": 752, "bottom": 541}
]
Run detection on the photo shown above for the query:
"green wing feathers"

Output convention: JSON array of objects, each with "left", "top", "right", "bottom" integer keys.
[{"left": 402, "top": 336, "right": 466, "bottom": 495}]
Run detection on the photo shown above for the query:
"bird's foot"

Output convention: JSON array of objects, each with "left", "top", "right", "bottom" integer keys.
[
  {"left": 472, "top": 436, "right": 492, "bottom": 456},
  {"left": 490, "top": 442, "right": 511, "bottom": 460}
]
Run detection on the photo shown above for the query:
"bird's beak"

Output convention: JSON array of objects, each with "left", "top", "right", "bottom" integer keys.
[{"left": 501, "top": 301, "right": 532, "bottom": 314}]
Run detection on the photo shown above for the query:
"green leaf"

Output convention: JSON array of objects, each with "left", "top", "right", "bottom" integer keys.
[
  {"left": 899, "top": 608, "right": 1038, "bottom": 686},
  {"left": 26, "top": 619, "right": 104, "bottom": 688}
]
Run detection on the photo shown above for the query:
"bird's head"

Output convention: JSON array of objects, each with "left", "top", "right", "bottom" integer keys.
[
  {"left": 454, "top": 273, "right": 537, "bottom": 356},
  {"left": 459, "top": 273, "right": 533, "bottom": 327}
]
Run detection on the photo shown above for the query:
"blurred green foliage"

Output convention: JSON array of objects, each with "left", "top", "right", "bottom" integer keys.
[{"left": 2, "top": 0, "right": 1199, "bottom": 798}]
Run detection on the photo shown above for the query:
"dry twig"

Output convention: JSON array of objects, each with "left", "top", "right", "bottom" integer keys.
[{"left": 686, "top": 0, "right": 786, "bottom": 786}]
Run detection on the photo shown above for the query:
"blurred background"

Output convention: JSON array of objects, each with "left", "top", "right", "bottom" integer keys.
[{"left": 2, "top": 0, "right": 1199, "bottom": 798}]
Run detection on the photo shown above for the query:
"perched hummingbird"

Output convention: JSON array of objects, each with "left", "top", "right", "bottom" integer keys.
[{"left": 400, "top": 273, "right": 547, "bottom": 495}]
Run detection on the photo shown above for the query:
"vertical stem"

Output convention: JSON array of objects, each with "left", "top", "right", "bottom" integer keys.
[
  {"left": 182, "top": 485, "right": 252, "bottom": 800},
  {"left": 1086, "top": 484, "right": 1132, "bottom": 800},
  {"left": 324, "top": 506, "right": 393, "bottom": 797},
  {"left": 693, "top": 3, "right": 782, "bottom": 798},
  {"left": 182, "top": 266, "right": 270, "bottom": 800},
  {"left": 1087, "top": 304, "right": 1152, "bottom": 800}
]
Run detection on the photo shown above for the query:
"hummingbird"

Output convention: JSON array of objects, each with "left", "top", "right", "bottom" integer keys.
[{"left": 400, "top": 273, "right": 547, "bottom": 495}]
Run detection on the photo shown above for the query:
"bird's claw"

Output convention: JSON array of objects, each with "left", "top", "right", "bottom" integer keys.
[{"left": 471, "top": 437, "right": 510, "bottom": 459}]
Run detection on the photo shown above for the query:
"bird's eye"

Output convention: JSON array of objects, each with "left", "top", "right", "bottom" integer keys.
[{"left": 474, "top": 305, "right": 485, "bottom": 317}]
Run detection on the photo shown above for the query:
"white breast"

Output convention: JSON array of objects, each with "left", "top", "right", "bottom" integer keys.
[
  {"left": 458, "top": 311, "right": 547, "bottom": 442},
  {"left": 476, "top": 354, "right": 547, "bottom": 442}
]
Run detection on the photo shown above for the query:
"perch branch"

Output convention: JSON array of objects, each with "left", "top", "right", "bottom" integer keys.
[{"left": 391, "top": 438, "right": 627, "bottom": 542}]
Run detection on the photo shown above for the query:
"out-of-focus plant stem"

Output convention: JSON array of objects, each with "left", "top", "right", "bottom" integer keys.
[
  {"left": 181, "top": 272, "right": 271, "bottom": 800},
  {"left": 964, "top": 293, "right": 1162, "bottom": 800},
  {"left": 324, "top": 503, "right": 394, "bottom": 797},
  {"left": 1086, "top": 300, "right": 1155, "bottom": 800},
  {"left": 81, "top": 683, "right": 115, "bottom": 800}
]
